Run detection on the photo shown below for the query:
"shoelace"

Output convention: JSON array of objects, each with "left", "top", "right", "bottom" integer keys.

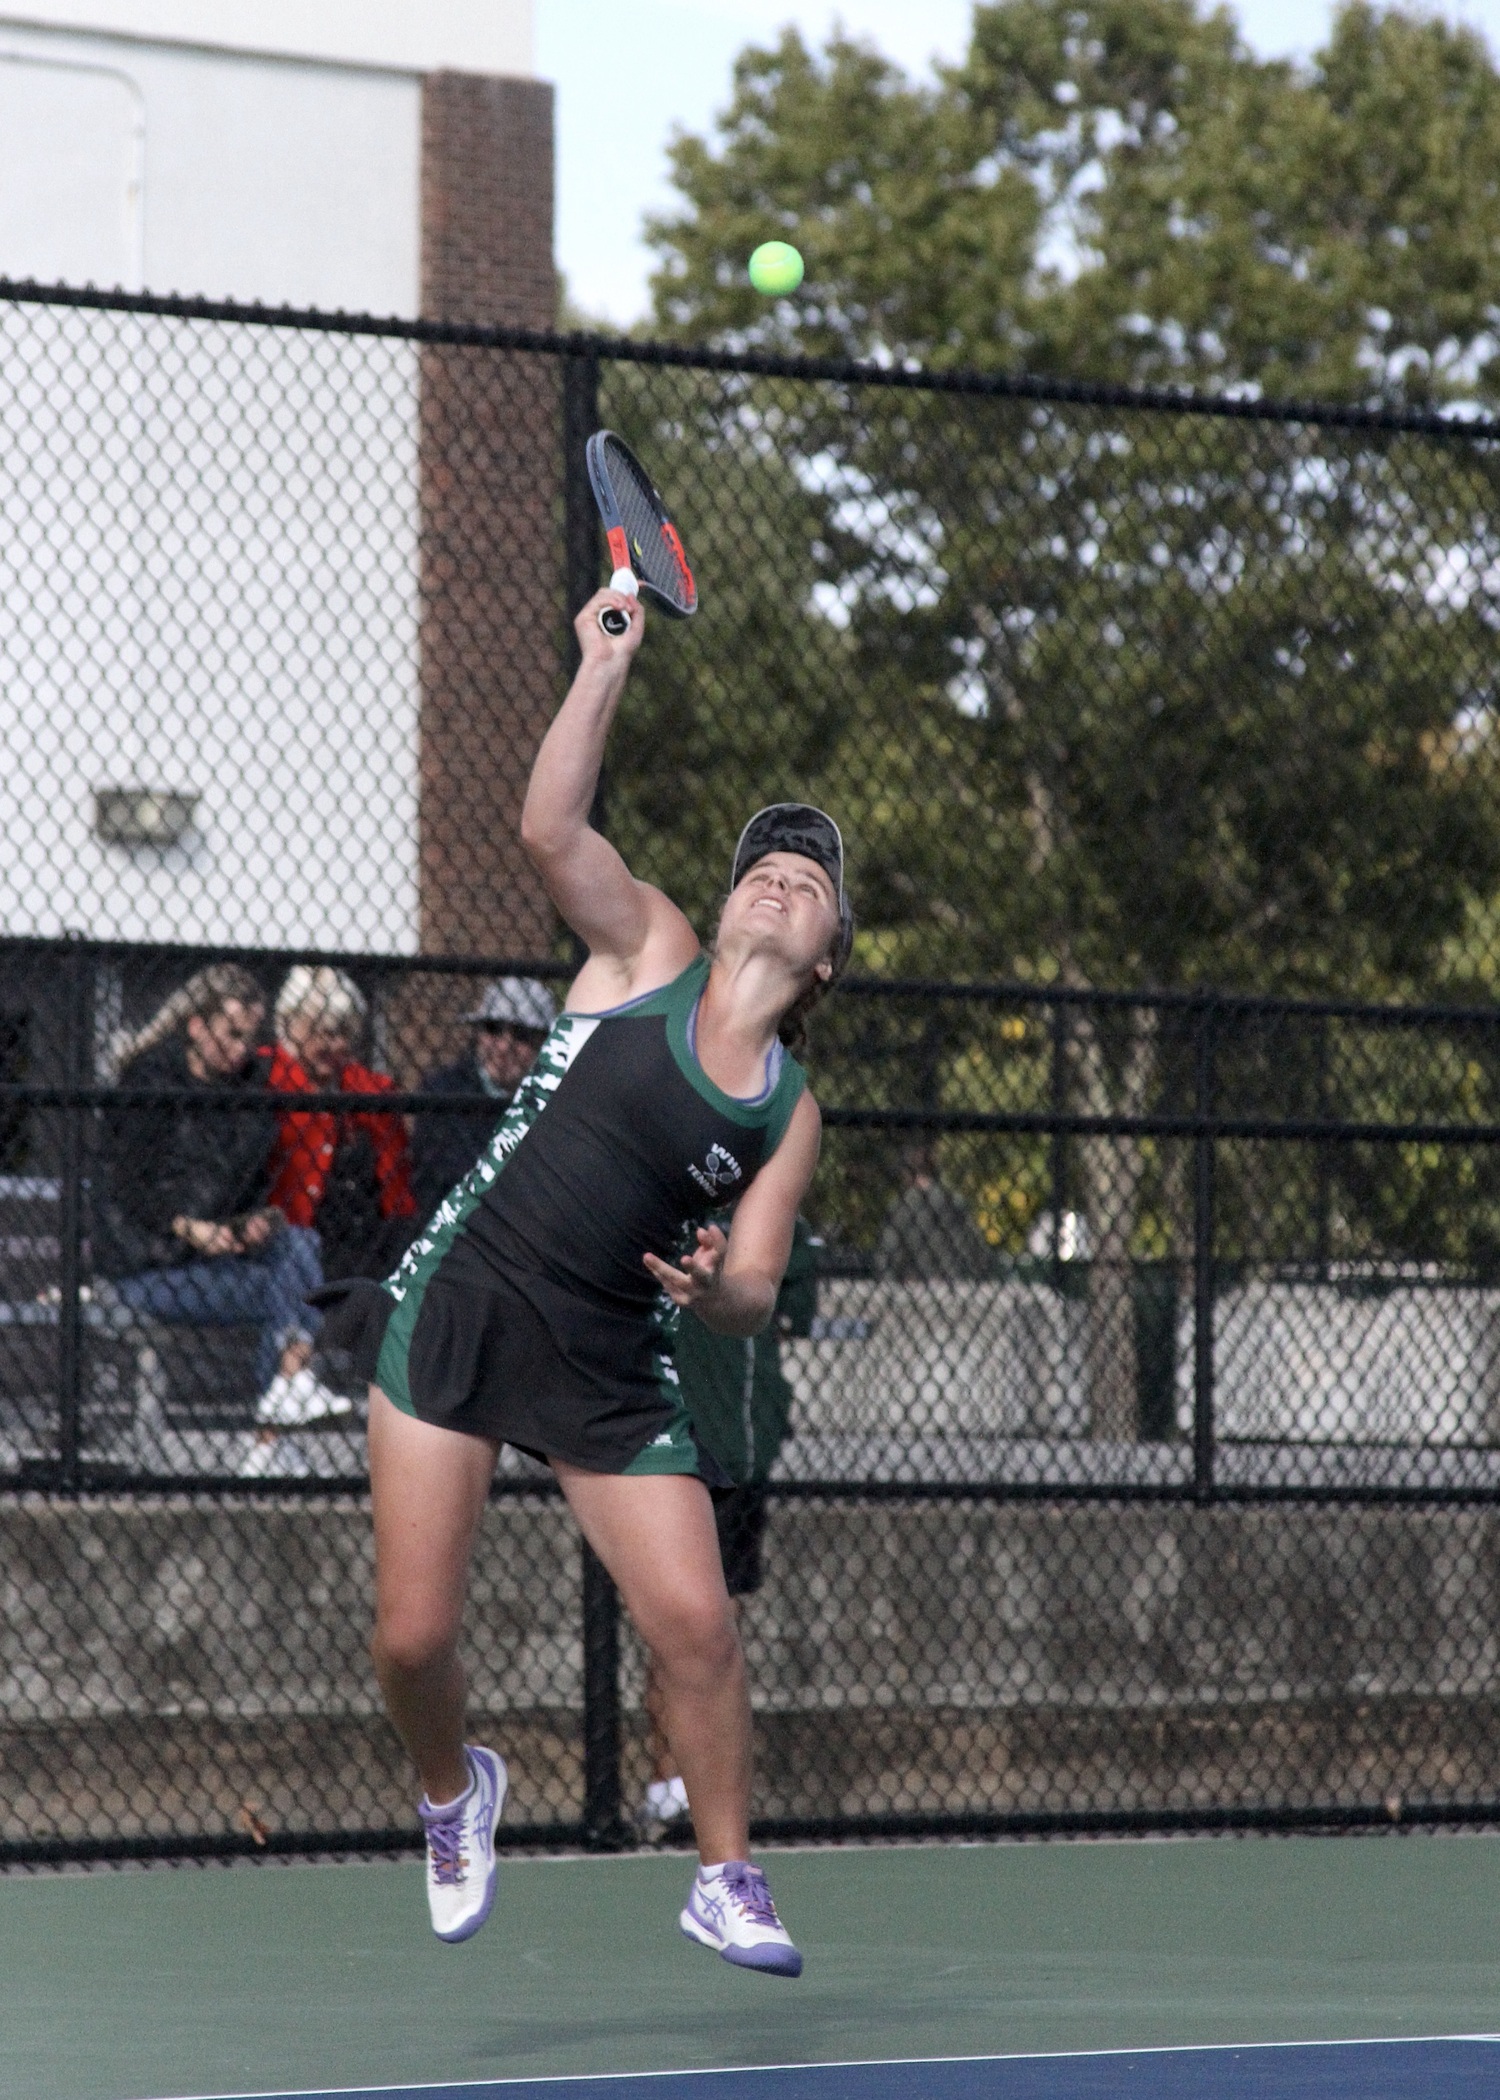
[
  {"left": 424, "top": 1811, "right": 468, "bottom": 1888},
  {"left": 720, "top": 1861, "right": 778, "bottom": 1927}
]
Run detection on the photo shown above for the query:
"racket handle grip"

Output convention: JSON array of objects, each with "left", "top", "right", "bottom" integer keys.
[{"left": 597, "top": 565, "right": 639, "bottom": 638}]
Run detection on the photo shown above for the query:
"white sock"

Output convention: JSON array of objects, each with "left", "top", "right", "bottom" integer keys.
[
  {"left": 423, "top": 1763, "right": 474, "bottom": 1816},
  {"left": 697, "top": 1858, "right": 746, "bottom": 1883}
]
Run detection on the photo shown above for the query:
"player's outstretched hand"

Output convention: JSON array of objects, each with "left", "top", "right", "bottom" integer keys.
[
  {"left": 576, "top": 585, "right": 646, "bottom": 664},
  {"left": 644, "top": 1224, "right": 726, "bottom": 1308}
]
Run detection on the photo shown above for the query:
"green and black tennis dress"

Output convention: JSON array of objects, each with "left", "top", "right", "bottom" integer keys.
[{"left": 333, "top": 956, "right": 806, "bottom": 1477}]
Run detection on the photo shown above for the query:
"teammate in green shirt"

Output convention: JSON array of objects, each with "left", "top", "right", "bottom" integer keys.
[{"left": 642, "top": 1216, "right": 818, "bottom": 1831}]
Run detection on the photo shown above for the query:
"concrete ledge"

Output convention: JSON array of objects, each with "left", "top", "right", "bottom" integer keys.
[{"left": 1, "top": 1494, "right": 1497, "bottom": 1845}]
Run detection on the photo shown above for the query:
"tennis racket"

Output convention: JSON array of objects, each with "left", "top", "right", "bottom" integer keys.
[{"left": 586, "top": 430, "right": 698, "bottom": 636}]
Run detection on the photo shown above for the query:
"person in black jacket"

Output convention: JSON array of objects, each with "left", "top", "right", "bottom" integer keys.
[
  {"left": 409, "top": 977, "right": 557, "bottom": 1219},
  {"left": 873, "top": 1140, "right": 996, "bottom": 1282},
  {"left": 94, "top": 963, "right": 346, "bottom": 1423}
]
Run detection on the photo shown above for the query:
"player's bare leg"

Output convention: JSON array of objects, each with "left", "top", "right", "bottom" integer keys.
[
  {"left": 556, "top": 1465, "right": 802, "bottom": 1976},
  {"left": 368, "top": 1388, "right": 498, "bottom": 1801},
  {"left": 368, "top": 1388, "right": 508, "bottom": 1941},
  {"left": 645, "top": 1597, "right": 740, "bottom": 1829},
  {"left": 552, "top": 1464, "right": 751, "bottom": 1864}
]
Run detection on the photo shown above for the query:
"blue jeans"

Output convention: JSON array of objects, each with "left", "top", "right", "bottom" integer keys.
[{"left": 113, "top": 1226, "right": 324, "bottom": 1395}]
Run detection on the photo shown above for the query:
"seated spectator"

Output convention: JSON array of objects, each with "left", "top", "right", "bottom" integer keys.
[
  {"left": 92, "top": 963, "right": 348, "bottom": 1431},
  {"left": 410, "top": 976, "right": 557, "bottom": 1217},
  {"left": 874, "top": 1140, "right": 996, "bottom": 1281},
  {"left": 264, "top": 966, "right": 417, "bottom": 1297}
]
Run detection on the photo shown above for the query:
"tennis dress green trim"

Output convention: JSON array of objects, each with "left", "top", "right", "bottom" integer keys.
[{"left": 368, "top": 954, "right": 807, "bottom": 1474}]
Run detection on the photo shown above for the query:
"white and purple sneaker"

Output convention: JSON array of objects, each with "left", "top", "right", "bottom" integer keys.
[
  {"left": 679, "top": 1860, "right": 803, "bottom": 1977},
  {"left": 418, "top": 1745, "right": 507, "bottom": 1943}
]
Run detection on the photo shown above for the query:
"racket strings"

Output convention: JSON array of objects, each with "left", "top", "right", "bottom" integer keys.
[{"left": 598, "top": 438, "right": 696, "bottom": 615}]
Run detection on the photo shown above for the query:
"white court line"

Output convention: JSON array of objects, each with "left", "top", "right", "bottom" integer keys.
[{"left": 153, "top": 2030, "right": 1500, "bottom": 2100}]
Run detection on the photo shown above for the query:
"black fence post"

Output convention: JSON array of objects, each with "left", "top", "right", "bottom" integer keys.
[
  {"left": 1048, "top": 1002, "right": 1067, "bottom": 1284},
  {"left": 57, "top": 933, "right": 89, "bottom": 1492},
  {"left": 562, "top": 351, "right": 627, "bottom": 1845},
  {"left": 1314, "top": 1014, "right": 1332, "bottom": 1281},
  {"left": 581, "top": 1540, "right": 629, "bottom": 1849},
  {"left": 1191, "top": 996, "right": 1217, "bottom": 1502},
  {"left": 562, "top": 349, "right": 602, "bottom": 626},
  {"left": 562, "top": 350, "right": 608, "bottom": 837}
]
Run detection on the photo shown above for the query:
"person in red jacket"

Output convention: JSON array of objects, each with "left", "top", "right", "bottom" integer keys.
[{"left": 260, "top": 965, "right": 417, "bottom": 1425}]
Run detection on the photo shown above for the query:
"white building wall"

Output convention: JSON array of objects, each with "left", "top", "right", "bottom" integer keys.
[
  {"left": 0, "top": 17, "right": 427, "bottom": 314},
  {"left": 0, "top": 4, "right": 532, "bottom": 76},
  {"left": 0, "top": 54, "right": 144, "bottom": 291},
  {"left": 0, "top": 7, "right": 536, "bottom": 952},
  {"left": 0, "top": 309, "right": 422, "bottom": 952}
]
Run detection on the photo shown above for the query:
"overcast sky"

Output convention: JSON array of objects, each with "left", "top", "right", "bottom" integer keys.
[{"left": 536, "top": 0, "right": 1500, "bottom": 326}]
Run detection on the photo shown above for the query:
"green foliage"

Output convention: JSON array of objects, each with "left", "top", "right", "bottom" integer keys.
[
  {"left": 609, "top": 1, "right": 1500, "bottom": 1270},
  {"left": 629, "top": 1, "right": 1500, "bottom": 1005},
  {"left": 649, "top": 0, "right": 1500, "bottom": 405},
  {"left": 602, "top": 360, "right": 1500, "bottom": 1003}
]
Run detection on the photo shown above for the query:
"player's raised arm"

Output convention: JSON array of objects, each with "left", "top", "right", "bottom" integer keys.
[{"left": 520, "top": 590, "right": 697, "bottom": 999}]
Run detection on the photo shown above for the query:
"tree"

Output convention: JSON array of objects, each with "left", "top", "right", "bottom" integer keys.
[
  {"left": 623, "top": 2, "right": 1500, "bottom": 1431},
  {"left": 649, "top": 0, "right": 1500, "bottom": 405}
]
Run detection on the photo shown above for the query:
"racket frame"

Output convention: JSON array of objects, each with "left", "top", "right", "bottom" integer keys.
[{"left": 585, "top": 430, "right": 696, "bottom": 636}]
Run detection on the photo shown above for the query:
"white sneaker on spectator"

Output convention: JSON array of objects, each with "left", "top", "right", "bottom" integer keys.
[
  {"left": 255, "top": 1367, "right": 352, "bottom": 1427},
  {"left": 237, "top": 1433, "right": 312, "bottom": 1479},
  {"left": 641, "top": 1776, "right": 692, "bottom": 1832}
]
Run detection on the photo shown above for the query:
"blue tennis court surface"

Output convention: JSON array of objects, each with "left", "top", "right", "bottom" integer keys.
[{"left": 188, "top": 2040, "right": 1500, "bottom": 2099}]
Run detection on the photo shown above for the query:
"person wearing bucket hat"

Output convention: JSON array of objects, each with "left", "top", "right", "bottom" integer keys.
[
  {"left": 327, "top": 585, "right": 854, "bottom": 1972},
  {"left": 410, "top": 978, "right": 559, "bottom": 1219}
]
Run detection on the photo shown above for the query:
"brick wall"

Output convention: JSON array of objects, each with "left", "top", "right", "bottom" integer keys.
[
  {"left": 416, "top": 72, "right": 560, "bottom": 965},
  {"left": 421, "top": 75, "right": 556, "bottom": 331}
]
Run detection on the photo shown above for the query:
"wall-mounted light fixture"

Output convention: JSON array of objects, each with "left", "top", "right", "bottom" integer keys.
[{"left": 93, "top": 788, "right": 199, "bottom": 847}]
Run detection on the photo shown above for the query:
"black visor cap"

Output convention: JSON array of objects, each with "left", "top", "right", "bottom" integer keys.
[{"left": 731, "top": 803, "right": 845, "bottom": 904}]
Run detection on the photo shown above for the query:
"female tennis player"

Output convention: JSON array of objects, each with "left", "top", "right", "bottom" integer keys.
[{"left": 341, "top": 583, "right": 852, "bottom": 1976}]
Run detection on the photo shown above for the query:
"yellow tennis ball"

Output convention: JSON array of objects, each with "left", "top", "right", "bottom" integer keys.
[{"left": 748, "top": 241, "right": 805, "bottom": 296}]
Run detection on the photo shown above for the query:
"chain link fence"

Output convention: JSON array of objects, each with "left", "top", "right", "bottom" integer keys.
[{"left": 3, "top": 285, "right": 1500, "bottom": 1860}]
